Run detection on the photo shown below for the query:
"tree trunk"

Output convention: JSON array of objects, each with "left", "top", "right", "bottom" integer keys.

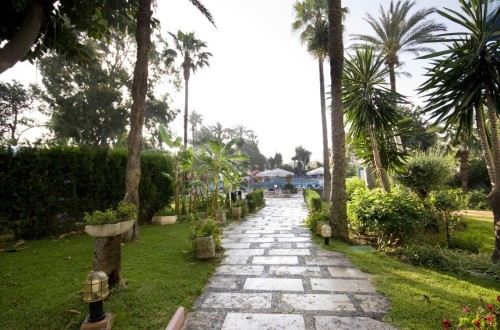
[
  {"left": 459, "top": 145, "right": 469, "bottom": 193},
  {"left": 93, "top": 236, "right": 122, "bottom": 287},
  {"left": 388, "top": 61, "right": 397, "bottom": 93},
  {"left": 124, "top": 0, "right": 152, "bottom": 241},
  {"left": 328, "top": 0, "right": 348, "bottom": 242},
  {"left": 485, "top": 95, "right": 500, "bottom": 262},
  {"left": 319, "top": 59, "right": 332, "bottom": 202},
  {"left": 370, "top": 128, "right": 391, "bottom": 192},
  {"left": 182, "top": 53, "right": 191, "bottom": 148},
  {"left": 0, "top": 0, "right": 44, "bottom": 74},
  {"left": 365, "top": 164, "right": 376, "bottom": 189},
  {"left": 475, "top": 104, "right": 496, "bottom": 189}
]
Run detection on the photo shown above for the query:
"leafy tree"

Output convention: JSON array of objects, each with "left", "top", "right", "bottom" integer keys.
[
  {"left": 292, "top": 145, "right": 312, "bottom": 174},
  {"left": 419, "top": 0, "right": 500, "bottom": 260},
  {"left": 169, "top": 30, "right": 212, "bottom": 147},
  {"left": 399, "top": 106, "right": 437, "bottom": 152},
  {"left": 0, "top": 0, "right": 137, "bottom": 74},
  {"left": 0, "top": 80, "right": 36, "bottom": 144},
  {"left": 351, "top": 0, "right": 445, "bottom": 92},
  {"left": 343, "top": 46, "right": 407, "bottom": 192},
  {"left": 327, "top": 0, "right": 348, "bottom": 241},
  {"left": 240, "top": 142, "right": 267, "bottom": 171},
  {"left": 189, "top": 110, "right": 204, "bottom": 145},
  {"left": 274, "top": 152, "right": 283, "bottom": 166}
]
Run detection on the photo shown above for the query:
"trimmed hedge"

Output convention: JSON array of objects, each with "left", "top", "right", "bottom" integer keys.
[
  {"left": 0, "top": 146, "right": 173, "bottom": 239},
  {"left": 246, "top": 189, "right": 265, "bottom": 213},
  {"left": 304, "top": 189, "right": 322, "bottom": 213}
]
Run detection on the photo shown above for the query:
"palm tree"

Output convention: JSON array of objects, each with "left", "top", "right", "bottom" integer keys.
[
  {"left": 327, "top": 0, "right": 348, "bottom": 241},
  {"left": 189, "top": 110, "right": 203, "bottom": 145},
  {"left": 125, "top": 0, "right": 215, "bottom": 241},
  {"left": 351, "top": 0, "right": 445, "bottom": 93},
  {"left": 343, "top": 46, "right": 407, "bottom": 192},
  {"left": 419, "top": 0, "right": 500, "bottom": 261},
  {"left": 292, "top": 0, "right": 347, "bottom": 201},
  {"left": 207, "top": 121, "right": 229, "bottom": 143},
  {"left": 169, "top": 31, "right": 212, "bottom": 147}
]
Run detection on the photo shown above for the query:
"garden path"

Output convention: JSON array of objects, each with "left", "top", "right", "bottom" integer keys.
[{"left": 183, "top": 194, "right": 396, "bottom": 330}]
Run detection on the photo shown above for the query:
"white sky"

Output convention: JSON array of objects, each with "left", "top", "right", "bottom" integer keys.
[{"left": 1, "top": 0, "right": 463, "bottom": 163}]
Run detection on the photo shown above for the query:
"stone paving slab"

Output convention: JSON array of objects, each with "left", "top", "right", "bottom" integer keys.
[
  {"left": 222, "top": 313, "right": 306, "bottom": 330},
  {"left": 281, "top": 293, "right": 356, "bottom": 312},
  {"left": 314, "top": 316, "right": 397, "bottom": 330},
  {"left": 310, "top": 278, "right": 376, "bottom": 293},
  {"left": 244, "top": 278, "right": 304, "bottom": 291},
  {"left": 183, "top": 196, "right": 396, "bottom": 330}
]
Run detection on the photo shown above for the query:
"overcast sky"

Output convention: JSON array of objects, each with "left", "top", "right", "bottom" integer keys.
[{"left": 1, "top": 0, "right": 464, "bottom": 163}]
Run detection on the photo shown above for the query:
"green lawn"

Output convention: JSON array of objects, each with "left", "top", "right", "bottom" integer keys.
[
  {"left": 0, "top": 224, "right": 218, "bottom": 329},
  {"left": 312, "top": 212, "right": 500, "bottom": 330}
]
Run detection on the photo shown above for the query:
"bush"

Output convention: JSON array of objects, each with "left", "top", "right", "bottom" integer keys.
[
  {"left": 466, "top": 190, "right": 491, "bottom": 210},
  {"left": 304, "top": 189, "right": 322, "bottom": 213},
  {"left": 305, "top": 211, "right": 329, "bottom": 233},
  {"left": 0, "top": 146, "right": 174, "bottom": 239},
  {"left": 395, "top": 150, "right": 454, "bottom": 198},
  {"left": 190, "top": 217, "right": 222, "bottom": 252},
  {"left": 428, "top": 189, "right": 463, "bottom": 246},
  {"left": 346, "top": 177, "right": 366, "bottom": 201},
  {"left": 246, "top": 189, "right": 264, "bottom": 213},
  {"left": 348, "top": 188, "right": 424, "bottom": 244}
]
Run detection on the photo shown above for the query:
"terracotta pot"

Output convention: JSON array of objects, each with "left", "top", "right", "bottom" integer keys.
[{"left": 84, "top": 220, "right": 135, "bottom": 238}]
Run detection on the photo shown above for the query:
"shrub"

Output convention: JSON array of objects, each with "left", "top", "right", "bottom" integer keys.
[
  {"left": 246, "top": 189, "right": 264, "bottom": 213},
  {"left": 466, "top": 190, "right": 491, "bottom": 210},
  {"left": 304, "top": 189, "right": 322, "bottom": 213},
  {"left": 346, "top": 177, "right": 366, "bottom": 201},
  {"left": 83, "top": 201, "right": 136, "bottom": 225},
  {"left": 395, "top": 150, "right": 454, "bottom": 198},
  {"left": 428, "top": 189, "right": 463, "bottom": 246},
  {"left": 348, "top": 188, "right": 424, "bottom": 244},
  {"left": 305, "top": 211, "right": 330, "bottom": 233},
  {"left": 190, "top": 218, "right": 222, "bottom": 251},
  {"left": 0, "top": 146, "right": 173, "bottom": 239}
]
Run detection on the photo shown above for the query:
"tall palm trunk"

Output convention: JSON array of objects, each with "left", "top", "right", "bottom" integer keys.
[
  {"left": 485, "top": 95, "right": 500, "bottom": 262},
  {"left": 365, "top": 163, "right": 376, "bottom": 189},
  {"left": 387, "top": 61, "right": 397, "bottom": 93},
  {"left": 328, "top": 0, "right": 348, "bottom": 241},
  {"left": 459, "top": 144, "right": 469, "bottom": 193},
  {"left": 475, "top": 105, "right": 496, "bottom": 189},
  {"left": 124, "top": 0, "right": 152, "bottom": 241},
  {"left": 319, "top": 59, "right": 332, "bottom": 201},
  {"left": 369, "top": 127, "right": 391, "bottom": 192},
  {"left": 182, "top": 53, "right": 191, "bottom": 147}
]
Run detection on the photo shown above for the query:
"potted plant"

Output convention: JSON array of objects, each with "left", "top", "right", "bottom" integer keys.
[
  {"left": 83, "top": 201, "right": 136, "bottom": 238},
  {"left": 231, "top": 200, "right": 243, "bottom": 220},
  {"left": 191, "top": 218, "right": 222, "bottom": 259},
  {"left": 151, "top": 206, "right": 178, "bottom": 225}
]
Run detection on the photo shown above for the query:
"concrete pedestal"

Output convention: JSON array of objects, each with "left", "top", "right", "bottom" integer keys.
[{"left": 80, "top": 313, "right": 113, "bottom": 330}]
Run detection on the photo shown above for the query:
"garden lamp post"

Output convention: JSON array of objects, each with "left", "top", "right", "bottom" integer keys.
[
  {"left": 321, "top": 224, "right": 332, "bottom": 245},
  {"left": 81, "top": 271, "right": 113, "bottom": 329}
]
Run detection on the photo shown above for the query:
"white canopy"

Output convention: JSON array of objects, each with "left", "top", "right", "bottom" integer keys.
[
  {"left": 256, "top": 168, "right": 294, "bottom": 177},
  {"left": 306, "top": 167, "right": 324, "bottom": 176}
]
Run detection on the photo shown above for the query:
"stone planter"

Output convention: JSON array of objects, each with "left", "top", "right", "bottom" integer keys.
[
  {"left": 216, "top": 212, "right": 226, "bottom": 224},
  {"left": 151, "top": 215, "right": 178, "bottom": 225},
  {"left": 85, "top": 220, "right": 135, "bottom": 238},
  {"left": 315, "top": 221, "right": 329, "bottom": 235},
  {"left": 231, "top": 207, "right": 242, "bottom": 220},
  {"left": 196, "top": 235, "right": 215, "bottom": 258}
]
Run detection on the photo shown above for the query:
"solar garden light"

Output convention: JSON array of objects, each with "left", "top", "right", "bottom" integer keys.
[
  {"left": 321, "top": 224, "right": 332, "bottom": 245},
  {"left": 81, "top": 271, "right": 113, "bottom": 329}
]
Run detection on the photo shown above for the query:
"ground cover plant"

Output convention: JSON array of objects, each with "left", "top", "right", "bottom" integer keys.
[
  {"left": 312, "top": 235, "right": 500, "bottom": 330},
  {"left": 0, "top": 224, "right": 218, "bottom": 329}
]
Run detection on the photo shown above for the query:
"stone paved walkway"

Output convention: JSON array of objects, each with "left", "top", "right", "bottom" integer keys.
[{"left": 183, "top": 195, "right": 396, "bottom": 330}]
